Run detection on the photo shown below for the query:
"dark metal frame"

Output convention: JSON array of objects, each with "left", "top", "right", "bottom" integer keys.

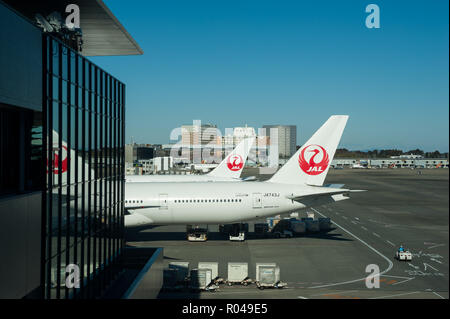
[{"left": 41, "top": 34, "right": 125, "bottom": 299}]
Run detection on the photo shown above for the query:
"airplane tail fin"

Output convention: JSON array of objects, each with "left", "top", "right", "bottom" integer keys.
[
  {"left": 48, "top": 130, "right": 95, "bottom": 187},
  {"left": 268, "top": 115, "right": 348, "bottom": 186},
  {"left": 208, "top": 137, "right": 255, "bottom": 179}
]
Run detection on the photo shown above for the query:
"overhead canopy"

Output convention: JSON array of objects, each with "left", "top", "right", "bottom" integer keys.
[{"left": 2, "top": 0, "right": 143, "bottom": 56}]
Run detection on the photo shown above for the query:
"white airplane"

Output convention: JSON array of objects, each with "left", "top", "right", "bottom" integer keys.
[
  {"left": 125, "top": 137, "right": 255, "bottom": 183},
  {"left": 125, "top": 115, "right": 363, "bottom": 227},
  {"left": 351, "top": 163, "right": 367, "bottom": 169}
]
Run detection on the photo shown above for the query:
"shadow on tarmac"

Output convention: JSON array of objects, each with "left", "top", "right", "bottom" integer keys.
[{"left": 125, "top": 227, "right": 353, "bottom": 243}]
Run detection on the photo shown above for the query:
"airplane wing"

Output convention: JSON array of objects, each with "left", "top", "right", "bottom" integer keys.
[
  {"left": 241, "top": 176, "right": 258, "bottom": 181},
  {"left": 323, "top": 183, "right": 345, "bottom": 189},
  {"left": 286, "top": 189, "right": 366, "bottom": 207},
  {"left": 126, "top": 205, "right": 160, "bottom": 210}
]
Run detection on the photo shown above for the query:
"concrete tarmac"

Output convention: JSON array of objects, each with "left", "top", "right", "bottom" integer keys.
[{"left": 126, "top": 168, "right": 449, "bottom": 299}]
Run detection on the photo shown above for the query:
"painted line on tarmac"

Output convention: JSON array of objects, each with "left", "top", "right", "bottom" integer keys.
[
  {"left": 432, "top": 291, "right": 446, "bottom": 299},
  {"left": 312, "top": 289, "right": 358, "bottom": 296},
  {"left": 382, "top": 274, "right": 414, "bottom": 286},
  {"left": 309, "top": 208, "right": 393, "bottom": 289},
  {"left": 361, "top": 226, "right": 368, "bottom": 231},
  {"left": 370, "top": 291, "right": 420, "bottom": 299},
  {"left": 428, "top": 244, "right": 445, "bottom": 250},
  {"left": 386, "top": 240, "right": 396, "bottom": 247},
  {"left": 372, "top": 232, "right": 381, "bottom": 238}
]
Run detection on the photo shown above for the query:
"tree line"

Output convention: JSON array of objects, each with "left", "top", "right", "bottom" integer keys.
[{"left": 334, "top": 148, "right": 448, "bottom": 159}]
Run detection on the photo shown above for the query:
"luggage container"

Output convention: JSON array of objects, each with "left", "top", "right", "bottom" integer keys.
[
  {"left": 240, "top": 223, "right": 249, "bottom": 233},
  {"left": 254, "top": 223, "right": 269, "bottom": 234},
  {"left": 227, "top": 262, "right": 252, "bottom": 285},
  {"left": 305, "top": 220, "right": 320, "bottom": 232},
  {"left": 273, "top": 229, "right": 293, "bottom": 238},
  {"left": 290, "top": 220, "right": 306, "bottom": 234},
  {"left": 169, "top": 261, "right": 189, "bottom": 283},
  {"left": 256, "top": 266, "right": 286, "bottom": 289},
  {"left": 318, "top": 217, "right": 332, "bottom": 231},
  {"left": 198, "top": 262, "right": 219, "bottom": 281},
  {"left": 189, "top": 268, "right": 218, "bottom": 291},
  {"left": 256, "top": 263, "right": 276, "bottom": 282}
]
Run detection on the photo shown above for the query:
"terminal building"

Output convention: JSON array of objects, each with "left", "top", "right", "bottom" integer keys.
[
  {"left": 1, "top": 0, "right": 162, "bottom": 299},
  {"left": 332, "top": 158, "right": 449, "bottom": 168}
]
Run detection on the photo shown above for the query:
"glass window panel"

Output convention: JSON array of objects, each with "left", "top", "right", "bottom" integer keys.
[
  {"left": 61, "top": 47, "right": 68, "bottom": 80},
  {"left": 52, "top": 76, "right": 59, "bottom": 101},
  {"left": 70, "top": 52, "right": 76, "bottom": 83},
  {"left": 52, "top": 42, "right": 59, "bottom": 76},
  {"left": 70, "top": 84, "right": 76, "bottom": 107}
]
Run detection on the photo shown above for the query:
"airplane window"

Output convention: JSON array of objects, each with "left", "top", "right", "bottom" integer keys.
[{"left": 190, "top": 200, "right": 192, "bottom": 203}]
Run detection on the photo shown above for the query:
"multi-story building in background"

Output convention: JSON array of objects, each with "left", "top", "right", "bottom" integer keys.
[
  {"left": 149, "top": 123, "right": 294, "bottom": 167},
  {"left": 181, "top": 121, "right": 220, "bottom": 163},
  {"left": 125, "top": 143, "right": 154, "bottom": 163},
  {"left": 263, "top": 125, "right": 297, "bottom": 159}
]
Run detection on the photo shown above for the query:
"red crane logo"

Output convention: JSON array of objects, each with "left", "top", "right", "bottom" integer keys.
[
  {"left": 227, "top": 154, "right": 244, "bottom": 171},
  {"left": 47, "top": 145, "right": 68, "bottom": 174},
  {"left": 298, "top": 144, "right": 329, "bottom": 175}
]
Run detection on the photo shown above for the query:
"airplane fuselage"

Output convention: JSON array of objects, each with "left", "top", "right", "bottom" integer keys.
[
  {"left": 124, "top": 182, "right": 342, "bottom": 225},
  {"left": 125, "top": 175, "right": 239, "bottom": 183}
]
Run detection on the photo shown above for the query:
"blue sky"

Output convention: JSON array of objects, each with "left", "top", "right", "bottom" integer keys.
[{"left": 92, "top": 0, "right": 449, "bottom": 152}]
